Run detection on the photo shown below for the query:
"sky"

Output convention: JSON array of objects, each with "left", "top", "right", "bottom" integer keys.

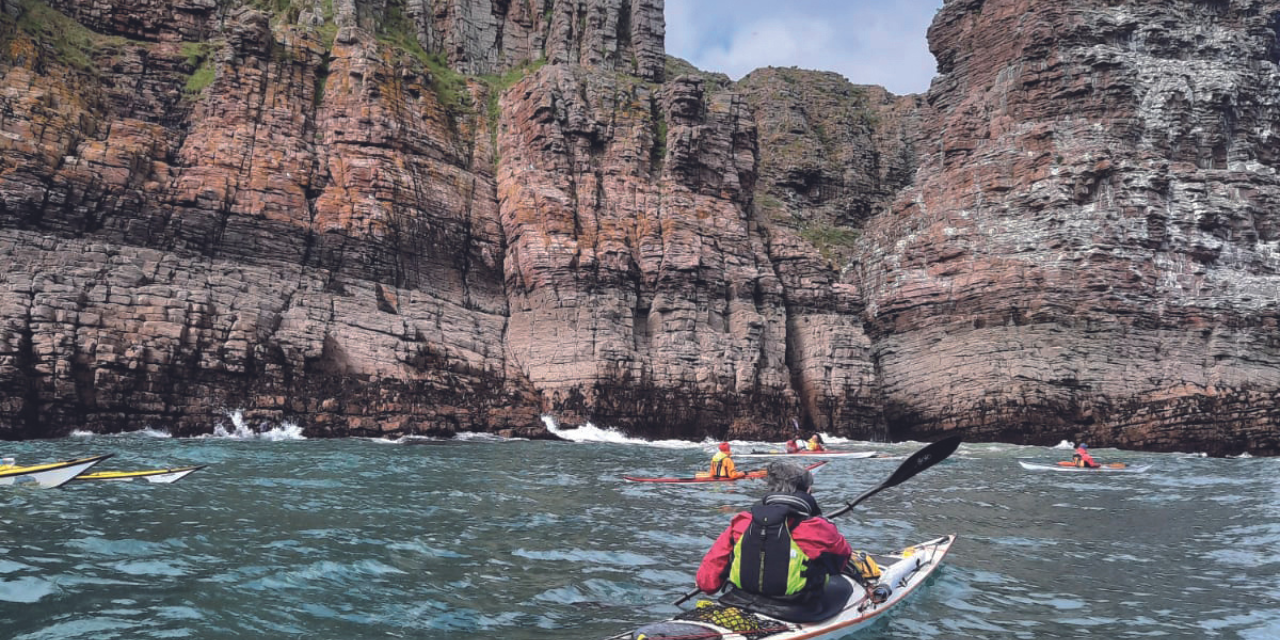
[{"left": 664, "top": 0, "right": 945, "bottom": 96}]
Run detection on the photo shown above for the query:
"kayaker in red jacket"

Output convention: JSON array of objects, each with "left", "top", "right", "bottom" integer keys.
[
  {"left": 1073, "top": 443, "right": 1100, "bottom": 468},
  {"left": 695, "top": 460, "right": 852, "bottom": 602}
]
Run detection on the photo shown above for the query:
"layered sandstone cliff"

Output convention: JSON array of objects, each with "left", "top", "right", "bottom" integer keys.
[
  {"left": 855, "top": 0, "right": 1280, "bottom": 455},
  {"left": 1, "top": 0, "right": 1278, "bottom": 455}
]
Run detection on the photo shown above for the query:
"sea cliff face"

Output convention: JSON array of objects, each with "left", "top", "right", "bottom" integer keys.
[
  {"left": 0, "top": 0, "right": 1277, "bottom": 455},
  {"left": 855, "top": 0, "right": 1280, "bottom": 455}
]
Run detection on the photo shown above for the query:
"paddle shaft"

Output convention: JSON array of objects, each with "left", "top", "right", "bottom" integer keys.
[{"left": 671, "top": 434, "right": 963, "bottom": 607}]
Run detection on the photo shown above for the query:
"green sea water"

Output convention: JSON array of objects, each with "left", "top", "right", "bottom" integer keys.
[{"left": 0, "top": 420, "right": 1276, "bottom": 639}]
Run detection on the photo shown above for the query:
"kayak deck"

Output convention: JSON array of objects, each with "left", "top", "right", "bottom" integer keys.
[
  {"left": 1018, "top": 461, "right": 1151, "bottom": 473},
  {"left": 0, "top": 454, "right": 113, "bottom": 488},
  {"left": 74, "top": 464, "right": 207, "bottom": 484},
  {"left": 605, "top": 534, "right": 956, "bottom": 640},
  {"left": 736, "top": 451, "right": 877, "bottom": 459},
  {"left": 623, "top": 461, "right": 828, "bottom": 483}
]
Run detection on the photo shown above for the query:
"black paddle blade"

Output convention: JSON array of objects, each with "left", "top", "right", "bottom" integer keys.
[
  {"left": 882, "top": 433, "right": 962, "bottom": 491},
  {"left": 828, "top": 434, "right": 963, "bottom": 518}
]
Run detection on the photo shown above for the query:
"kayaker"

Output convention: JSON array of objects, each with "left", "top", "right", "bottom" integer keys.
[
  {"left": 694, "top": 460, "right": 852, "bottom": 614},
  {"left": 784, "top": 439, "right": 801, "bottom": 454},
  {"left": 710, "top": 442, "right": 746, "bottom": 479},
  {"left": 0, "top": 457, "right": 12, "bottom": 469},
  {"left": 806, "top": 434, "right": 826, "bottom": 452},
  {"left": 1072, "top": 443, "right": 1100, "bottom": 468}
]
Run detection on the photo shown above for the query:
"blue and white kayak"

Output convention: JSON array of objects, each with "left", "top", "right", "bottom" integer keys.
[
  {"left": 0, "top": 455, "right": 113, "bottom": 488},
  {"left": 602, "top": 534, "right": 956, "bottom": 640}
]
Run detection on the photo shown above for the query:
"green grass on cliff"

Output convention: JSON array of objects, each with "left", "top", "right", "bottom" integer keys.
[
  {"left": 375, "top": 2, "right": 471, "bottom": 116},
  {"left": 240, "top": 0, "right": 335, "bottom": 49},
  {"left": 800, "top": 223, "right": 861, "bottom": 268},
  {"left": 479, "top": 57, "right": 546, "bottom": 166},
  {"left": 3, "top": 0, "right": 128, "bottom": 72},
  {"left": 182, "top": 41, "right": 217, "bottom": 94},
  {"left": 246, "top": 0, "right": 302, "bottom": 23},
  {"left": 480, "top": 58, "right": 546, "bottom": 121}
]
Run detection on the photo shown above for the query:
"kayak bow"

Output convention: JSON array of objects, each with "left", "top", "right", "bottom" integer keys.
[
  {"left": 623, "top": 461, "right": 828, "bottom": 483},
  {"left": 0, "top": 454, "right": 113, "bottom": 488},
  {"left": 74, "top": 464, "right": 207, "bottom": 484}
]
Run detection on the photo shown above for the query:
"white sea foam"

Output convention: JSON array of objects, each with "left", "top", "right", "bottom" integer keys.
[
  {"left": 540, "top": 418, "right": 890, "bottom": 452},
  {"left": 543, "top": 415, "right": 703, "bottom": 449},
  {"left": 454, "top": 432, "right": 512, "bottom": 442},
  {"left": 68, "top": 427, "right": 172, "bottom": 438},
  {"left": 199, "top": 410, "right": 307, "bottom": 440},
  {"left": 374, "top": 434, "right": 444, "bottom": 445}
]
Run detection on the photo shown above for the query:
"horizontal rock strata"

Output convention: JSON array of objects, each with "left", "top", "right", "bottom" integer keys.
[
  {"left": 1, "top": 0, "right": 1278, "bottom": 455},
  {"left": 855, "top": 0, "right": 1280, "bottom": 455}
]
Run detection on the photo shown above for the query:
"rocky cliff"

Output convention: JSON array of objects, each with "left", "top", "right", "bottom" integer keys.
[
  {"left": 857, "top": 0, "right": 1280, "bottom": 455},
  {"left": 0, "top": 0, "right": 1277, "bottom": 455}
]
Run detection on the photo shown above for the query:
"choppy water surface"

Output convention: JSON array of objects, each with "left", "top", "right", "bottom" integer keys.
[{"left": 0, "top": 425, "right": 1277, "bottom": 639}]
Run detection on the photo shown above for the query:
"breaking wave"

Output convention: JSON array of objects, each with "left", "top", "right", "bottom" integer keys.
[
  {"left": 199, "top": 410, "right": 307, "bottom": 441},
  {"left": 69, "top": 428, "right": 173, "bottom": 439},
  {"left": 542, "top": 416, "right": 703, "bottom": 449}
]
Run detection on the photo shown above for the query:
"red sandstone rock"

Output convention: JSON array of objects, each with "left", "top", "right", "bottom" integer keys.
[
  {"left": 0, "top": 0, "right": 1278, "bottom": 456},
  {"left": 855, "top": 0, "right": 1280, "bottom": 455}
]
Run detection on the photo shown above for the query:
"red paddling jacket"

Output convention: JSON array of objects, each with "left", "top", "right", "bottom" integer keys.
[{"left": 695, "top": 492, "right": 852, "bottom": 598}]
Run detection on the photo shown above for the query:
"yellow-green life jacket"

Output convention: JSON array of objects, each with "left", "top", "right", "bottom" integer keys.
[{"left": 728, "top": 503, "right": 811, "bottom": 597}]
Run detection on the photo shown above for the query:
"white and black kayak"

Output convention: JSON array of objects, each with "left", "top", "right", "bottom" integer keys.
[
  {"left": 0, "top": 454, "right": 113, "bottom": 488},
  {"left": 737, "top": 451, "right": 878, "bottom": 460},
  {"left": 603, "top": 534, "right": 956, "bottom": 640},
  {"left": 1018, "top": 461, "right": 1151, "bottom": 473},
  {"left": 73, "top": 464, "right": 207, "bottom": 484}
]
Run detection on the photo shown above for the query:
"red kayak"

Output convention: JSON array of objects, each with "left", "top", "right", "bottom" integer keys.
[{"left": 622, "top": 460, "right": 828, "bottom": 483}]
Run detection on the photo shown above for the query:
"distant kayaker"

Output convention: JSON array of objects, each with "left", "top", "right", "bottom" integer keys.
[
  {"left": 807, "top": 434, "right": 827, "bottom": 452},
  {"left": 1072, "top": 443, "right": 1100, "bottom": 468},
  {"left": 694, "top": 460, "right": 852, "bottom": 614},
  {"left": 784, "top": 439, "right": 801, "bottom": 454},
  {"left": 710, "top": 442, "right": 746, "bottom": 479}
]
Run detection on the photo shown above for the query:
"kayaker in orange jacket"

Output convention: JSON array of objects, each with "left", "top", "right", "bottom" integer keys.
[{"left": 710, "top": 443, "right": 746, "bottom": 479}]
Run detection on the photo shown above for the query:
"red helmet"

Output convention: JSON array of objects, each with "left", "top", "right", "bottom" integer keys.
[{"left": 718, "top": 442, "right": 731, "bottom": 452}]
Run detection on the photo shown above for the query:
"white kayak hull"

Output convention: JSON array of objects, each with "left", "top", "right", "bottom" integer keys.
[
  {"left": 0, "top": 455, "right": 113, "bottom": 488},
  {"left": 606, "top": 534, "right": 956, "bottom": 640},
  {"left": 1018, "top": 461, "right": 1151, "bottom": 473},
  {"left": 736, "top": 451, "right": 877, "bottom": 459},
  {"left": 74, "top": 465, "right": 206, "bottom": 484}
]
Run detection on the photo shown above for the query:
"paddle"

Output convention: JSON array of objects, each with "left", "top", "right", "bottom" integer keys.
[
  {"left": 827, "top": 434, "right": 961, "bottom": 518},
  {"left": 672, "top": 434, "right": 963, "bottom": 606}
]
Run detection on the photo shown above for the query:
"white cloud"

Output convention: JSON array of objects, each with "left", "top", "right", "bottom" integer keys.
[
  {"left": 664, "top": 0, "right": 943, "bottom": 95},
  {"left": 696, "top": 17, "right": 839, "bottom": 80}
]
